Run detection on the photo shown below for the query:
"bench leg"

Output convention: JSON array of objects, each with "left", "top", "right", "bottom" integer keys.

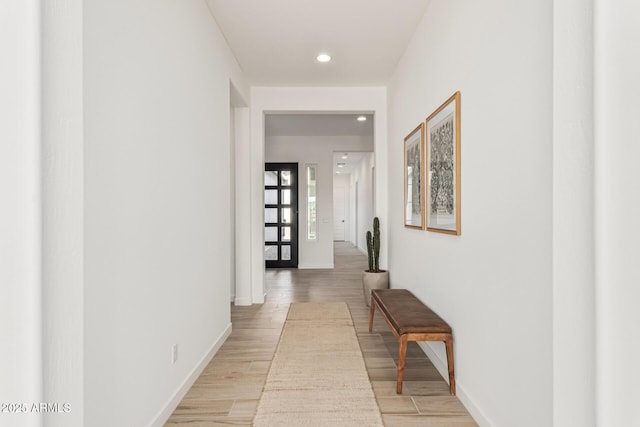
[
  {"left": 397, "top": 335, "right": 408, "bottom": 394},
  {"left": 444, "top": 336, "right": 456, "bottom": 395},
  {"left": 368, "top": 300, "right": 375, "bottom": 333}
]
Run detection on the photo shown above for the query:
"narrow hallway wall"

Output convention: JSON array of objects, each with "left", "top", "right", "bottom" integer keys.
[
  {"left": 387, "top": 1, "right": 553, "bottom": 426},
  {"left": 83, "top": 1, "right": 247, "bottom": 425}
]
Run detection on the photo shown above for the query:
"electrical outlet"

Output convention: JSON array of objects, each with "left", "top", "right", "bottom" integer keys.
[{"left": 172, "top": 344, "right": 178, "bottom": 364}]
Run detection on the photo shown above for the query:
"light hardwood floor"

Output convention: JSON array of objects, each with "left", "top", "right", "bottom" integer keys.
[{"left": 165, "top": 242, "right": 478, "bottom": 426}]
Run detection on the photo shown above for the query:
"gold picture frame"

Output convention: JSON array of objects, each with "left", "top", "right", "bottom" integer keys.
[
  {"left": 425, "top": 91, "right": 461, "bottom": 235},
  {"left": 404, "top": 123, "right": 425, "bottom": 229}
]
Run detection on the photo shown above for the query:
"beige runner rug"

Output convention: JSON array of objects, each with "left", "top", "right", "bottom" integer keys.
[{"left": 253, "top": 302, "right": 383, "bottom": 426}]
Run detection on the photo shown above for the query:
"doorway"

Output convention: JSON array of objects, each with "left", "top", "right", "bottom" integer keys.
[
  {"left": 333, "top": 185, "right": 347, "bottom": 241},
  {"left": 264, "top": 163, "right": 298, "bottom": 268}
]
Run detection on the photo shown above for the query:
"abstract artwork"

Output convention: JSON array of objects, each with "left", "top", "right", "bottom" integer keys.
[
  {"left": 404, "top": 123, "right": 425, "bottom": 229},
  {"left": 425, "top": 92, "right": 461, "bottom": 235}
]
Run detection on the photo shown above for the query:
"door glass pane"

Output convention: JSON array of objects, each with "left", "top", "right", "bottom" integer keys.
[
  {"left": 265, "top": 208, "right": 278, "bottom": 223},
  {"left": 281, "top": 226, "right": 291, "bottom": 242},
  {"left": 281, "top": 189, "right": 291, "bottom": 205},
  {"left": 281, "top": 170, "right": 292, "bottom": 186},
  {"left": 265, "top": 226, "right": 278, "bottom": 242},
  {"left": 265, "top": 189, "right": 278, "bottom": 205},
  {"left": 281, "top": 208, "right": 291, "bottom": 224},
  {"left": 265, "top": 245, "right": 278, "bottom": 260},
  {"left": 307, "top": 164, "right": 317, "bottom": 240},
  {"left": 265, "top": 163, "right": 298, "bottom": 268},
  {"left": 265, "top": 171, "right": 278, "bottom": 186}
]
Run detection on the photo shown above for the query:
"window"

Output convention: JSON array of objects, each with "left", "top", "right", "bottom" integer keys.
[{"left": 307, "top": 164, "right": 317, "bottom": 240}]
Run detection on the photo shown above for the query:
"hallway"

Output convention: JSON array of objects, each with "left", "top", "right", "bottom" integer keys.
[{"left": 166, "top": 242, "right": 477, "bottom": 426}]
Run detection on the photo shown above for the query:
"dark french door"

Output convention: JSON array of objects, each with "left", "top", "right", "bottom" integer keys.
[{"left": 264, "top": 163, "right": 298, "bottom": 268}]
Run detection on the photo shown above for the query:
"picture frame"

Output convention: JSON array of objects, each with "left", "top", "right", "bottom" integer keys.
[
  {"left": 404, "top": 123, "right": 425, "bottom": 229},
  {"left": 425, "top": 91, "right": 461, "bottom": 235}
]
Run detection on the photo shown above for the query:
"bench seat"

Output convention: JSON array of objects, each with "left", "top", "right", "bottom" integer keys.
[{"left": 369, "top": 289, "right": 455, "bottom": 395}]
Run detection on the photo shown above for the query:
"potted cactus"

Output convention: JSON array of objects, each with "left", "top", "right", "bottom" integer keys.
[{"left": 362, "top": 217, "right": 389, "bottom": 306}]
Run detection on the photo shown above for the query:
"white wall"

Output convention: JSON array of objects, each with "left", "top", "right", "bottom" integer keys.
[
  {"left": 352, "top": 154, "right": 376, "bottom": 253},
  {"left": 230, "top": 86, "right": 250, "bottom": 306},
  {"left": 41, "top": 0, "right": 85, "bottom": 426},
  {"left": 387, "top": 1, "right": 553, "bottom": 426},
  {"left": 83, "top": 1, "right": 246, "bottom": 425},
  {"left": 594, "top": 1, "right": 640, "bottom": 425},
  {"left": 0, "top": 2, "right": 42, "bottom": 426},
  {"left": 230, "top": 106, "right": 236, "bottom": 300},
  {"left": 333, "top": 173, "right": 351, "bottom": 242},
  {"left": 266, "top": 136, "right": 372, "bottom": 268},
  {"left": 233, "top": 106, "right": 252, "bottom": 306},
  {"left": 250, "top": 87, "right": 387, "bottom": 301},
  {"left": 349, "top": 176, "right": 357, "bottom": 245},
  {"left": 553, "top": 0, "right": 595, "bottom": 426}
]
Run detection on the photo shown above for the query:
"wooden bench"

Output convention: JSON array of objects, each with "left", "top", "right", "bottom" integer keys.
[{"left": 368, "top": 289, "right": 455, "bottom": 395}]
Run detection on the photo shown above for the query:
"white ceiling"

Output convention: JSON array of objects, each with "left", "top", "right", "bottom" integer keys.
[
  {"left": 333, "top": 151, "right": 369, "bottom": 176},
  {"left": 206, "top": 0, "right": 431, "bottom": 86},
  {"left": 266, "top": 114, "right": 373, "bottom": 137}
]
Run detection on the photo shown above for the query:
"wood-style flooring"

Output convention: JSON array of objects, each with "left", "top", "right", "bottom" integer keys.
[{"left": 165, "top": 242, "right": 478, "bottom": 426}]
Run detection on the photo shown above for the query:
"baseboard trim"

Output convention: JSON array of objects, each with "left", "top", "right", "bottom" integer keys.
[
  {"left": 417, "top": 342, "right": 495, "bottom": 427},
  {"left": 298, "top": 263, "right": 334, "bottom": 269},
  {"left": 150, "top": 323, "right": 232, "bottom": 427},
  {"left": 252, "top": 292, "right": 266, "bottom": 304},
  {"left": 234, "top": 296, "right": 253, "bottom": 306}
]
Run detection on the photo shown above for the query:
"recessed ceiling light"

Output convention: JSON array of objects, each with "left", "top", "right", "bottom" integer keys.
[
  {"left": 316, "top": 53, "right": 331, "bottom": 63},
  {"left": 341, "top": 153, "right": 348, "bottom": 159},
  {"left": 357, "top": 116, "right": 367, "bottom": 122}
]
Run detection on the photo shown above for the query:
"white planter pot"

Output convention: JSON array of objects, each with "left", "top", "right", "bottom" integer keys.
[{"left": 362, "top": 270, "right": 389, "bottom": 306}]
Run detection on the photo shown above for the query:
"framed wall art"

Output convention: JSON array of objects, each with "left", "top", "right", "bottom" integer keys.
[
  {"left": 404, "top": 123, "right": 425, "bottom": 229},
  {"left": 425, "top": 91, "right": 461, "bottom": 235}
]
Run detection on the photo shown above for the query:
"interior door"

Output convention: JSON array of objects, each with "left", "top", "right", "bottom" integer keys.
[
  {"left": 264, "top": 163, "right": 298, "bottom": 268},
  {"left": 333, "top": 186, "right": 346, "bottom": 241}
]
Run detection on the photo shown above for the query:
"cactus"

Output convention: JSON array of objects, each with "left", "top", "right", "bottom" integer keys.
[
  {"left": 373, "top": 217, "right": 380, "bottom": 272},
  {"left": 366, "top": 231, "right": 374, "bottom": 271},
  {"left": 366, "top": 217, "right": 381, "bottom": 272}
]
